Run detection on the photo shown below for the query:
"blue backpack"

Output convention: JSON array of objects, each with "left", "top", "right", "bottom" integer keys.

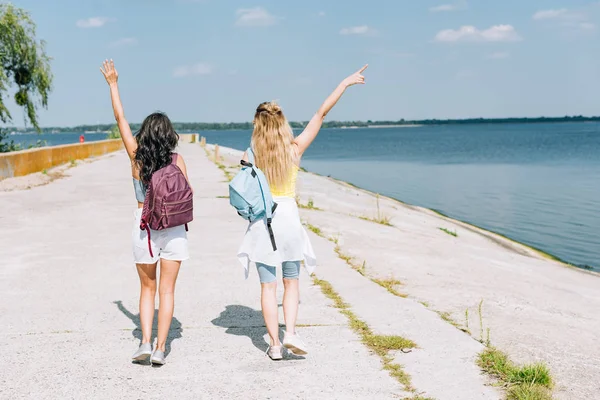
[{"left": 229, "top": 148, "right": 277, "bottom": 251}]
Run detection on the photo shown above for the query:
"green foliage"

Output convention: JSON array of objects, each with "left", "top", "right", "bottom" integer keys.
[
  {"left": 24, "top": 115, "right": 600, "bottom": 134},
  {"left": 0, "top": 129, "right": 20, "bottom": 152},
  {"left": 0, "top": 4, "right": 53, "bottom": 152},
  {"left": 439, "top": 227, "right": 458, "bottom": 237},
  {"left": 478, "top": 347, "right": 553, "bottom": 400},
  {"left": 107, "top": 124, "right": 120, "bottom": 139}
]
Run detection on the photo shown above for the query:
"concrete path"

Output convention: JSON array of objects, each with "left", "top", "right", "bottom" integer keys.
[{"left": 0, "top": 143, "right": 406, "bottom": 399}]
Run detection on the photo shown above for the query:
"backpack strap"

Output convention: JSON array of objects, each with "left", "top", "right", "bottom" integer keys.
[
  {"left": 243, "top": 146, "right": 277, "bottom": 251},
  {"left": 246, "top": 147, "right": 255, "bottom": 165}
]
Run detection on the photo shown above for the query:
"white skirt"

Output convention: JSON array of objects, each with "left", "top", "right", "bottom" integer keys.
[{"left": 237, "top": 196, "right": 316, "bottom": 279}]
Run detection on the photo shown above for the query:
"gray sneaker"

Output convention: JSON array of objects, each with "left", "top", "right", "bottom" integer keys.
[
  {"left": 150, "top": 349, "right": 166, "bottom": 365},
  {"left": 132, "top": 343, "right": 152, "bottom": 363}
]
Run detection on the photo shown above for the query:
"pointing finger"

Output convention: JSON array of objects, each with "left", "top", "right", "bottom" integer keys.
[{"left": 358, "top": 64, "right": 368, "bottom": 73}]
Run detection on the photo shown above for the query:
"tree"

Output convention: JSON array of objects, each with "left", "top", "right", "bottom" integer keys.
[
  {"left": 107, "top": 124, "right": 120, "bottom": 139},
  {"left": 0, "top": 4, "right": 52, "bottom": 151}
]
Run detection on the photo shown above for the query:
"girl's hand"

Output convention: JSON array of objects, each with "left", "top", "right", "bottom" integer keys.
[
  {"left": 342, "top": 64, "right": 368, "bottom": 87},
  {"left": 100, "top": 59, "right": 119, "bottom": 86}
]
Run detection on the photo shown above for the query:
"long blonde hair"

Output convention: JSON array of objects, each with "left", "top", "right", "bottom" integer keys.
[{"left": 251, "top": 101, "right": 296, "bottom": 187}]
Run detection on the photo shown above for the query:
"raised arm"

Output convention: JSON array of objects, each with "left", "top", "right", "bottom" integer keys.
[
  {"left": 294, "top": 64, "right": 368, "bottom": 156},
  {"left": 100, "top": 59, "right": 137, "bottom": 159}
]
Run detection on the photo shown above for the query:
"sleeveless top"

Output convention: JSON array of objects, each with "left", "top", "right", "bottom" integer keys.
[
  {"left": 270, "top": 166, "right": 299, "bottom": 198},
  {"left": 133, "top": 178, "right": 146, "bottom": 203}
]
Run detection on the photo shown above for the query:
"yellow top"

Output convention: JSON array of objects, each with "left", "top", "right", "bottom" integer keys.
[{"left": 270, "top": 165, "right": 299, "bottom": 198}]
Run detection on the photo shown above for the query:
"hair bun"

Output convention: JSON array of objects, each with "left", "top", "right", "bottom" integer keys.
[{"left": 257, "top": 101, "right": 282, "bottom": 116}]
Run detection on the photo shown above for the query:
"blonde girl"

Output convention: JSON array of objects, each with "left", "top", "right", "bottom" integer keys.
[{"left": 238, "top": 65, "right": 368, "bottom": 359}]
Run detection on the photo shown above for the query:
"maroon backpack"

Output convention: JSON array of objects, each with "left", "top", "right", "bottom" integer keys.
[{"left": 140, "top": 153, "right": 193, "bottom": 257}]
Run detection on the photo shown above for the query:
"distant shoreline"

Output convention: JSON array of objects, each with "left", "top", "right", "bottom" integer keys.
[{"left": 5, "top": 115, "right": 599, "bottom": 134}]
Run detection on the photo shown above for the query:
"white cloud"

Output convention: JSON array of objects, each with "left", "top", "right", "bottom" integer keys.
[
  {"left": 339, "top": 25, "right": 376, "bottom": 36},
  {"left": 487, "top": 51, "right": 510, "bottom": 59},
  {"left": 173, "top": 63, "right": 213, "bottom": 77},
  {"left": 533, "top": 8, "right": 595, "bottom": 32},
  {"left": 76, "top": 17, "right": 111, "bottom": 28},
  {"left": 235, "top": 7, "right": 278, "bottom": 27},
  {"left": 430, "top": 1, "right": 467, "bottom": 12},
  {"left": 532, "top": 9, "right": 569, "bottom": 20},
  {"left": 109, "top": 37, "right": 138, "bottom": 48},
  {"left": 434, "top": 25, "right": 522, "bottom": 43},
  {"left": 430, "top": 4, "right": 456, "bottom": 12}
]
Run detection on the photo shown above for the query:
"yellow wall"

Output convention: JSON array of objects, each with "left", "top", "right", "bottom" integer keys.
[
  {"left": 0, "top": 133, "right": 199, "bottom": 179},
  {"left": 0, "top": 139, "right": 123, "bottom": 179}
]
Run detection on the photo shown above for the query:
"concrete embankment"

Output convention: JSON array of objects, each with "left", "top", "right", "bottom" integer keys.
[
  {"left": 2, "top": 138, "right": 597, "bottom": 399},
  {"left": 212, "top": 144, "right": 600, "bottom": 400},
  {"left": 0, "top": 133, "right": 198, "bottom": 179}
]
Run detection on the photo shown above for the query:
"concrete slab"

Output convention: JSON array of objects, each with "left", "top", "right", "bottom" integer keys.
[{"left": 0, "top": 143, "right": 403, "bottom": 400}]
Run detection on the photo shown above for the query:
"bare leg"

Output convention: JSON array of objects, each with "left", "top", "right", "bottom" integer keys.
[
  {"left": 155, "top": 259, "right": 181, "bottom": 352},
  {"left": 282, "top": 278, "right": 299, "bottom": 335},
  {"left": 136, "top": 263, "right": 158, "bottom": 344},
  {"left": 261, "top": 281, "right": 280, "bottom": 346}
]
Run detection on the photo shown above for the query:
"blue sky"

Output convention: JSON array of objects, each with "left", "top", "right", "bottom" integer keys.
[{"left": 5, "top": 0, "right": 600, "bottom": 126}]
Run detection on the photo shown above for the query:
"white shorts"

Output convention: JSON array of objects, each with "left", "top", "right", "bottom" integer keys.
[{"left": 132, "top": 208, "right": 189, "bottom": 264}]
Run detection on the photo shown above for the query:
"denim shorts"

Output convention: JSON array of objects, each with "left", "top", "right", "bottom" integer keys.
[{"left": 256, "top": 261, "right": 301, "bottom": 283}]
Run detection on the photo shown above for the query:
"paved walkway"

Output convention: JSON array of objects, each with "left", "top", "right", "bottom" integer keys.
[{"left": 0, "top": 143, "right": 406, "bottom": 399}]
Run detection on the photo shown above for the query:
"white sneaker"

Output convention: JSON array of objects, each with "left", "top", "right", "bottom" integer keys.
[
  {"left": 283, "top": 332, "right": 308, "bottom": 355},
  {"left": 266, "top": 345, "right": 283, "bottom": 360}
]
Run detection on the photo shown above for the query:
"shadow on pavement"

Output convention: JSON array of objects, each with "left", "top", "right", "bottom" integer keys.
[
  {"left": 211, "top": 304, "right": 305, "bottom": 360},
  {"left": 113, "top": 300, "right": 182, "bottom": 357}
]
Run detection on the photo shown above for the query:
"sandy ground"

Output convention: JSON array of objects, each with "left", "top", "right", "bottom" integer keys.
[{"left": 215, "top": 144, "right": 600, "bottom": 400}]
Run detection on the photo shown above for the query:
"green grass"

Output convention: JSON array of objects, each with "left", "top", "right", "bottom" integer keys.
[
  {"left": 41, "top": 169, "right": 47, "bottom": 175},
  {"left": 372, "top": 278, "right": 408, "bottom": 298},
  {"left": 478, "top": 347, "right": 553, "bottom": 400},
  {"left": 359, "top": 215, "right": 394, "bottom": 226},
  {"left": 359, "top": 194, "right": 394, "bottom": 226},
  {"left": 216, "top": 195, "right": 229, "bottom": 199},
  {"left": 216, "top": 162, "right": 234, "bottom": 181},
  {"left": 312, "top": 277, "right": 417, "bottom": 392},
  {"left": 436, "top": 311, "right": 470, "bottom": 334},
  {"left": 305, "top": 223, "right": 322, "bottom": 236},
  {"left": 298, "top": 198, "right": 323, "bottom": 211},
  {"left": 439, "top": 227, "right": 457, "bottom": 237}
]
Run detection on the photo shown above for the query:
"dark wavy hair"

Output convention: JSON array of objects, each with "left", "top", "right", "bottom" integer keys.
[{"left": 134, "top": 112, "right": 179, "bottom": 185}]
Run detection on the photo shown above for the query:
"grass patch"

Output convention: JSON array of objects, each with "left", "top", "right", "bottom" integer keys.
[
  {"left": 359, "top": 194, "right": 394, "bottom": 226},
  {"left": 359, "top": 215, "right": 394, "bottom": 226},
  {"left": 439, "top": 227, "right": 457, "bottom": 237},
  {"left": 312, "top": 277, "right": 417, "bottom": 392},
  {"left": 372, "top": 278, "right": 408, "bottom": 298},
  {"left": 41, "top": 169, "right": 47, "bottom": 175},
  {"left": 216, "top": 195, "right": 229, "bottom": 199},
  {"left": 419, "top": 301, "right": 430, "bottom": 308},
  {"left": 478, "top": 347, "right": 553, "bottom": 400},
  {"left": 298, "top": 198, "right": 323, "bottom": 211},
  {"left": 306, "top": 223, "right": 322, "bottom": 236},
  {"left": 216, "top": 162, "right": 234, "bottom": 181},
  {"left": 436, "top": 310, "right": 470, "bottom": 334}
]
